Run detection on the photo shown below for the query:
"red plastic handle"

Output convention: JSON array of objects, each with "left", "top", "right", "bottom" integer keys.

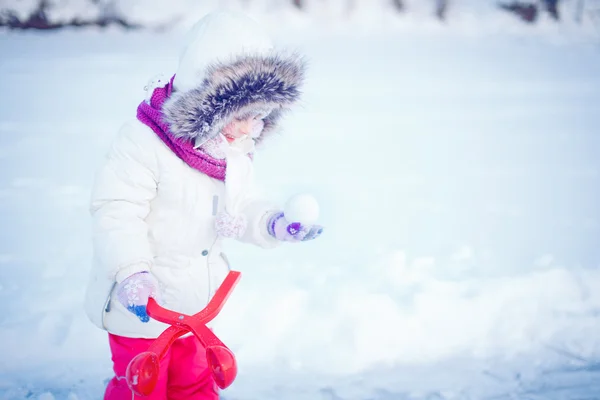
[
  {"left": 146, "top": 270, "right": 241, "bottom": 326},
  {"left": 147, "top": 325, "right": 189, "bottom": 359}
]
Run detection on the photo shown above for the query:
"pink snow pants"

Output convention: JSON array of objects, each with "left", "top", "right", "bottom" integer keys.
[{"left": 104, "top": 333, "right": 219, "bottom": 400}]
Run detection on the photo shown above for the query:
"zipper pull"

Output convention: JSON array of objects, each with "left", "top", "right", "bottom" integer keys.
[{"left": 212, "top": 195, "right": 219, "bottom": 216}]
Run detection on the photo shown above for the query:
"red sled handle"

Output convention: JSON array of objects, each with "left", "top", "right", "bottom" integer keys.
[{"left": 146, "top": 270, "right": 241, "bottom": 326}]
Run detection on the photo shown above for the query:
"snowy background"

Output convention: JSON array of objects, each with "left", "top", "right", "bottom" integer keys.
[{"left": 1, "top": 1, "right": 600, "bottom": 399}]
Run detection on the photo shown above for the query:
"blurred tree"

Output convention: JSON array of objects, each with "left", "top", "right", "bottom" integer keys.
[
  {"left": 436, "top": 0, "right": 448, "bottom": 20},
  {"left": 0, "top": 0, "right": 137, "bottom": 29},
  {"left": 392, "top": 0, "right": 405, "bottom": 12},
  {"left": 498, "top": 1, "right": 538, "bottom": 23},
  {"left": 3, "top": 0, "right": 52, "bottom": 29},
  {"left": 543, "top": 0, "right": 560, "bottom": 19},
  {"left": 346, "top": 0, "right": 355, "bottom": 15},
  {"left": 498, "top": 0, "right": 563, "bottom": 22},
  {"left": 575, "top": 0, "right": 585, "bottom": 22},
  {"left": 389, "top": 0, "right": 449, "bottom": 19},
  {"left": 292, "top": 0, "right": 303, "bottom": 9}
]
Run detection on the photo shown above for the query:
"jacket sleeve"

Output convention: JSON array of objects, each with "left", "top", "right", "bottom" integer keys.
[
  {"left": 236, "top": 197, "right": 281, "bottom": 249},
  {"left": 90, "top": 122, "right": 159, "bottom": 283}
]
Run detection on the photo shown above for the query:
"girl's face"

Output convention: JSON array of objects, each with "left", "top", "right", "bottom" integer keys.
[{"left": 221, "top": 113, "right": 265, "bottom": 143}]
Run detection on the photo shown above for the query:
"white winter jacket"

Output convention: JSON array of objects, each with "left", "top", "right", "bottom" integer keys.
[{"left": 83, "top": 10, "right": 305, "bottom": 338}]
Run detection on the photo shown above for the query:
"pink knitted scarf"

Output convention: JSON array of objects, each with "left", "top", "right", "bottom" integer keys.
[{"left": 136, "top": 76, "right": 227, "bottom": 181}]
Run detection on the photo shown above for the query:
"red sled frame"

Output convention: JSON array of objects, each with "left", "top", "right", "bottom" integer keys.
[{"left": 125, "top": 270, "right": 242, "bottom": 396}]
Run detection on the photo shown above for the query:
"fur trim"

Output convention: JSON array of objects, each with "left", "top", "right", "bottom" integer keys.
[{"left": 162, "top": 53, "right": 306, "bottom": 146}]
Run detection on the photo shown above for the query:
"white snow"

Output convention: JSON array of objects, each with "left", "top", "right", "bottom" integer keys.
[{"left": 1, "top": 5, "right": 600, "bottom": 400}]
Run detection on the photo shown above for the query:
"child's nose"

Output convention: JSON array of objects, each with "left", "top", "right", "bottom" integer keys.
[
  {"left": 238, "top": 119, "right": 254, "bottom": 135},
  {"left": 238, "top": 125, "right": 250, "bottom": 136}
]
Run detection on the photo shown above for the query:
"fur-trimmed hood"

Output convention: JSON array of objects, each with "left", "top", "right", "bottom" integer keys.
[{"left": 162, "top": 11, "right": 306, "bottom": 147}]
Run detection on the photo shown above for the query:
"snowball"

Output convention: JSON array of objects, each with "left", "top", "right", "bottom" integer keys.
[{"left": 284, "top": 194, "right": 320, "bottom": 224}]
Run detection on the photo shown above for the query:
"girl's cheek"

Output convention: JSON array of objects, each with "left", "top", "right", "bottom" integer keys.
[
  {"left": 221, "top": 122, "right": 236, "bottom": 136},
  {"left": 250, "top": 119, "right": 265, "bottom": 137}
]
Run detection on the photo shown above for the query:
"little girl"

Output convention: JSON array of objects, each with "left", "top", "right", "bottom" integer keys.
[{"left": 84, "top": 10, "right": 323, "bottom": 399}]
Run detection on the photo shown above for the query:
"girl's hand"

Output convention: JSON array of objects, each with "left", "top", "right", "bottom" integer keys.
[
  {"left": 267, "top": 212, "right": 324, "bottom": 242},
  {"left": 115, "top": 272, "right": 160, "bottom": 323}
]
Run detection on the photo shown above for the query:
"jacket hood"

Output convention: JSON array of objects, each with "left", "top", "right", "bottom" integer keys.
[{"left": 162, "top": 10, "right": 306, "bottom": 147}]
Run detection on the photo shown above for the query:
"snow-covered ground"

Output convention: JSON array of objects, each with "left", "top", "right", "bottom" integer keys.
[{"left": 1, "top": 12, "right": 600, "bottom": 400}]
